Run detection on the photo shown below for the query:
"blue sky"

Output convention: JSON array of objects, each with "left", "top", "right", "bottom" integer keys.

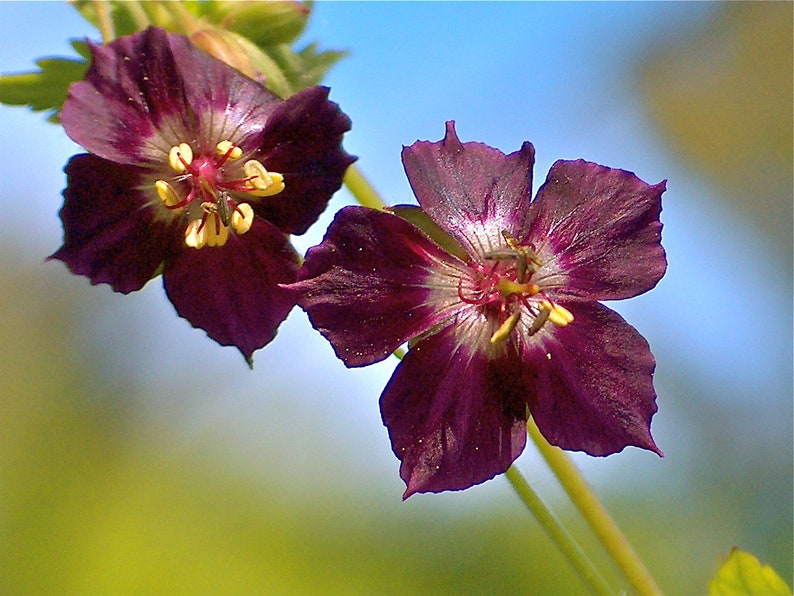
[{"left": 0, "top": 1, "right": 790, "bottom": 506}]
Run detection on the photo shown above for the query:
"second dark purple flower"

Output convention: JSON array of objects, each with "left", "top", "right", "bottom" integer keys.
[{"left": 288, "top": 122, "right": 667, "bottom": 497}]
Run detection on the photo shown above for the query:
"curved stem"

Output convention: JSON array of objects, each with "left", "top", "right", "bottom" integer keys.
[
  {"left": 94, "top": 0, "right": 116, "bottom": 43},
  {"left": 527, "top": 418, "right": 663, "bottom": 596},
  {"left": 343, "top": 164, "right": 388, "bottom": 210},
  {"left": 125, "top": 1, "right": 152, "bottom": 31},
  {"left": 505, "top": 466, "right": 614, "bottom": 596}
]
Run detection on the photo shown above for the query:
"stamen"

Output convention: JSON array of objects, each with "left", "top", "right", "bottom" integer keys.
[
  {"left": 490, "top": 311, "right": 521, "bottom": 344},
  {"left": 526, "top": 306, "right": 550, "bottom": 336},
  {"left": 243, "top": 160, "right": 285, "bottom": 197},
  {"left": 539, "top": 300, "right": 574, "bottom": 327},
  {"left": 216, "top": 140, "right": 243, "bottom": 160},
  {"left": 168, "top": 143, "right": 193, "bottom": 172},
  {"left": 155, "top": 180, "right": 183, "bottom": 208},
  {"left": 231, "top": 203, "right": 254, "bottom": 235},
  {"left": 184, "top": 219, "right": 206, "bottom": 248}
]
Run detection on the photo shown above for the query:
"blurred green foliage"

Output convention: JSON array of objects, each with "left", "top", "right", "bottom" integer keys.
[{"left": 641, "top": 2, "right": 793, "bottom": 258}]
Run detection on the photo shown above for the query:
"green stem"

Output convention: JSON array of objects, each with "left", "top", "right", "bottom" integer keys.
[
  {"left": 94, "top": 0, "right": 116, "bottom": 43},
  {"left": 125, "top": 1, "right": 152, "bottom": 31},
  {"left": 505, "top": 466, "right": 614, "bottom": 596},
  {"left": 163, "top": 1, "right": 202, "bottom": 35},
  {"left": 343, "top": 165, "right": 388, "bottom": 210},
  {"left": 527, "top": 418, "right": 663, "bottom": 596}
]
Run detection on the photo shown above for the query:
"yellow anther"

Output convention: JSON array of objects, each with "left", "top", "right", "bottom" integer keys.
[
  {"left": 243, "top": 160, "right": 285, "bottom": 197},
  {"left": 490, "top": 311, "right": 521, "bottom": 344},
  {"left": 497, "top": 278, "right": 540, "bottom": 297},
  {"left": 155, "top": 180, "right": 182, "bottom": 207},
  {"left": 184, "top": 219, "right": 206, "bottom": 248},
  {"left": 184, "top": 216, "right": 229, "bottom": 249},
  {"left": 216, "top": 140, "right": 243, "bottom": 160},
  {"left": 231, "top": 203, "right": 254, "bottom": 234},
  {"left": 168, "top": 143, "right": 193, "bottom": 172},
  {"left": 540, "top": 300, "right": 574, "bottom": 327}
]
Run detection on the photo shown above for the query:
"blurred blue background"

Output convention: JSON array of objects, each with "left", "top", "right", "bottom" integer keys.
[{"left": 0, "top": 2, "right": 791, "bottom": 593}]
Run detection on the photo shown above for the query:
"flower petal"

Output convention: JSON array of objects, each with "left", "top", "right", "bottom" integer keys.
[
  {"left": 289, "top": 206, "right": 463, "bottom": 367},
  {"left": 49, "top": 154, "right": 181, "bottom": 294},
  {"left": 60, "top": 27, "right": 282, "bottom": 165},
  {"left": 163, "top": 219, "right": 300, "bottom": 363},
  {"left": 381, "top": 328, "right": 529, "bottom": 498},
  {"left": 402, "top": 121, "right": 536, "bottom": 257},
  {"left": 252, "top": 86, "right": 356, "bottom": 235},
  {"left": 524, "top": 301, "right": 662, "bottom": 456},
  {"left": 528, "top": 159, "right": 666, "bottom": 300}
]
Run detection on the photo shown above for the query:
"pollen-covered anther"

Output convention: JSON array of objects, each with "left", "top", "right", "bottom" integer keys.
[
  {"left": 185, "top": 212, "right": 229, "bottom": 249},
  {"left": 155, "top": 179, "right": 182, "bottom": 208},
  {"left": 216, "top": 140, "right": 243, "bottom": 160},
  {"left": 539, "top": 300, "right": 574, "bottom": 327},
  {"left": 497, "top": 278, "right": 540, "bottom": 298},
  {"left": 231, "top": 202, "right": 254, "bottom": 234},
  {"left": 243, "top": 160, "right": 285, "bottom": 197},
  {"left": 168, "top": 142, "right": 193, "bottom": 172},
  {"left": 490, "top": 310, "right": 521, "bottom": 344}
]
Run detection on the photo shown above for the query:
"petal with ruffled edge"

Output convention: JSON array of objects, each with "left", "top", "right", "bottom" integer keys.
[
  {"left": 527, "top": 160, "right": 667, "bottom": 301},
  {"left": 524, "top": 300, "right": 662, "bottom": 456},
  {"left": 163, "top": 219, "right": 300, "bottom": 363},
  {"left": 290, "top": 206, "right": 466, "bottom": 367},
  {"left": 381, "top": 328, "right": 529, "bottom": 498},
  {"left": 60, "top": 27, "right": 282, "bottom": 166},
  {"left": 401, "top": 121, "right": 536, "bottom": 258},
  {"left": 49, "top": 154, "right": 182, "bottom": 294},
  {"left": 252, "top": 86, "right": 356, "bottom": 235}
]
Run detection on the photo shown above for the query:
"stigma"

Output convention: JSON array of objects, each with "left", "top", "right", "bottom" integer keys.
[{"left": 154, "top": 140, "right": 284, "bottom": 248}]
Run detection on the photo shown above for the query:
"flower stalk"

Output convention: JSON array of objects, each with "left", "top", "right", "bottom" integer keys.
[
  {"left": 505, "top": 465, "right": 614, "bottom": 596},
  {"left": 343, "top": 164, "right": 388, "bottom": 211},
  {"left": 94, "top": 0, "right": 116, "bottom": 43},
  {"left": 527, "top": 417, "right": 663, "bottom": 596}
]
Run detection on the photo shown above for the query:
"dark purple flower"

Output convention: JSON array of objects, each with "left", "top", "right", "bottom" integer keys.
[
  {"left": 288, "top": 122, "right": 666, "bottom": 497},
  {"left": 50, "top": 27, "right": 355, "bottom": 363}
]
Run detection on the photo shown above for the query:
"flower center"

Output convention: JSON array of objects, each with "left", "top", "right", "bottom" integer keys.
[
  {"left": 458, "top": 231, "right": 573, "bottom": 344},
  {"left": 154, "top": 141, "right": 285, "bottom": 249}
]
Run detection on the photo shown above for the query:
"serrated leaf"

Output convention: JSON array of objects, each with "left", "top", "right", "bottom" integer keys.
[
  {"left": 709, "top": 548, "right": 791, "bottom": 596},
  {"left": 0, "top": 56, "right": 88, "bottom": 122}
]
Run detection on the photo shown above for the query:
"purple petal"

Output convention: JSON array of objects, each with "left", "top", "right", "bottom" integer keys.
[
  {"left": 163, "top": 219, "right": 300, "bottom": 362},
  {"left": 252, "top": 86, "right": 356, "bottom": 235},
  {"left": 49, "top": 154, "right": 181, "bottom": 294},
  {"left": 402, "top": 121, "right": 536, "bottom": 257},
  {"left": 381, "top": 328, "right": 528, "bottom": 498},
  {"left": 524, "top": 301, "right": 662, "bottom": 456},
  {"left": 528, "top": 159, "right": 667, "bottom": 301},
  {"left": 289, "top": 206, "right": 462, "bottom": 367},
  {"left": 60, "top": 27, "right": 282, "bottom": 165}
]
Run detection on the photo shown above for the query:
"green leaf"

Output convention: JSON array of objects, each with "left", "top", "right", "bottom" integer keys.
[
  {"left": 0, "top": 55, "right": 88, "bottom": 122},
  {"left": 709, "top": 548, "right": 791, "bottom": 596}
]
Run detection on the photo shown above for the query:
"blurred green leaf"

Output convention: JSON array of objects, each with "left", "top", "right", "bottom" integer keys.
[
  {"left": 709, "top": 548, "right": 791, "bottom": 596},
  {"left": 0, "top": 54, "right": 87, "bottom": 122}
]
